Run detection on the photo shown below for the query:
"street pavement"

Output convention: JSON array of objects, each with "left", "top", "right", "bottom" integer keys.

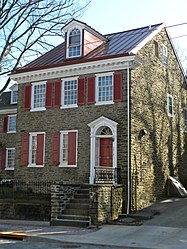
[{"left": 0, "top": 197, "right": 187, "bottom": 249}]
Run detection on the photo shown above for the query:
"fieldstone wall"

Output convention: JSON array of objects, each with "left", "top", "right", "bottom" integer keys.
[
  {"left": 51, "top": 183, "right": 80, "bottom": 222},
  {"left": 89, "top": 185, "right": 123, "bottom": 225},
  {"left": 0, "top": 200, "right": 50, "bottom": 221},
  {"left": 0, "top": 113, "right": 17, "bottom": 180},
  {"left": 130, "top": 28, "right": 187, "bottom": 210}
]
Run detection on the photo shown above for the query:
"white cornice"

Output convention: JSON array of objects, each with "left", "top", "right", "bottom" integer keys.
[
  {"left": 11, "top": 55, "right": 143, "bottom": 84},
  {"left": 0, "top": 108, "right": 17, "bottom": 114}
]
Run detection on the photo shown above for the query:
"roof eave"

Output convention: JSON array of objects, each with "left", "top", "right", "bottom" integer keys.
[
  {"left": 11, "top": 54, "right": 143, "bottom": 84},
  {"left": 12, "top": 53, "right": 140, "bottom": 75}
]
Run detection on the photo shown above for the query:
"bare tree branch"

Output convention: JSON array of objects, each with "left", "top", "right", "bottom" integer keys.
[{"left": 0, "top": 0, "right": 91, "bottom": 94}]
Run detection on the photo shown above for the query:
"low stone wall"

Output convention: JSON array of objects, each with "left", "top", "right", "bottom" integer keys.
[
  {"left": 89, "top": 185, "right": 123, "bottom": 225},
  {"left": 0, "top": 200, "right": 50, "bottom": 221}
]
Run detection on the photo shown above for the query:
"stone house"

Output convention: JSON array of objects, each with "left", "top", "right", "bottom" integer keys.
[{"left": 1, "top": 19, "right": 187, "bottom": 217}]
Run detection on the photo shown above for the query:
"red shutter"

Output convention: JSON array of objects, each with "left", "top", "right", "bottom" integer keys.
[
  {"left": 3, "top": 116, "right": 8, "bottom": 132},
  {"left": 24, "top": 84, "right": 31, "bottom": 110},
  {"left": 54, "top": 80, "right": 61, "bottom": 108},
  {"left": 36, "top": 134, "right": 44, "bottom": 165},
  {"left": 52, "top": 132, "right": 60, "bottom": 165},
  {"left": 0, "top": 146, "right": 6, "bottom": 169},
  {"left": 45, "top": 81, "right": 53, "bottom": 108},
  {"left": 114, "top": 72, "right": 123, "bottom": 102},
  {"left": 78, "top": 78, "right": 85, "bottom": 105},
  {"left": 87, "top": 76, "right": 95, "bottom": 104},
  {"left": 21, "top": 133, "right": 29, "bottom": 166},
  {"left": 68, "top": 132, "right": 77, "bottom": 165}
]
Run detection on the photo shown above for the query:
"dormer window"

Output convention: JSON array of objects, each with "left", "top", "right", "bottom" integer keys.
[
  {"left": 63, "top": 19, "right": 108, "bottom": 59},
  {"left": 68, "top": 28, "right": 81, "bottom": 58}
]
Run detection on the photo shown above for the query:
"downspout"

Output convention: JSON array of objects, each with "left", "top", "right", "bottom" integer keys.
[{"left": 127, "top": 62, "right": 130, "bottom": 215}]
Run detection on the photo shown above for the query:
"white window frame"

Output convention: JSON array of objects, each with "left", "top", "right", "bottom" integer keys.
[
  {"left": 162, "top": 44, "right": 168, "bottom": 67},
  {"left": 7, "top": 114, "right": 16, "bottom": 133},
  {"left": 167, "top": 93, "right": 174, "bottom": 117},
  {"left": 66, "top": 27, "right": 82, "bottom": 58},
  {"left": 10, "top": 84, "right": 18, "bottom": 104},
  {"left": 184, "top": 108, "right": 187, "bottom": 133},
  {"left": 59, "top": 130, "right": 78, "bottom": 167},
  {"left": 95, "top": 72, "right": 114, "bottom": 105},
  {"left": 61, "top": 77, "right": 78, "bottom": 109},
  {"left": 28, "top": 132, "right": 45, "bottom": 167},
  {"left": 5, "top": 148, "right": 15, "bottom": 170},
  {"left": 11, "top": 90, "right": 18, "bottom": 104},
  {"left": 31, "top": 82, "right": 46, "bottom": 112}
]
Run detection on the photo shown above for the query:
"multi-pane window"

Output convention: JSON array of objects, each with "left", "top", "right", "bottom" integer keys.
[
  {"left": 184, "top": 108, "right": 187, "bottom": 132},
  {"left": 32, "top": 83, "right": 46, "bottom": 110},
  {"left": 62, "top": 79, "right": 78, "bottom": 107},
  {"left": 68, "top": 28, "right": 81, "bottom": 57},
  {"left": 12, "top": 90, "right": 18, "bottom": 103},
  {"left": 167, "top": 93, "right": 174, "bottom": 117},
  {"left": 96, "top": 74, "right": 113, "bottom": 103},
  {"left": 31, "top": 135, "right": 37, "bottom": 165},
  {"left": 6, "top": 148, "right": 15, "bottom": 170},
  {"left": 162, "top": 44, "right": 168, "bottom": 67},
  {"left": 8, "top": 115, "right": 16, "bottom": 133},
  {"left": 29, "top": 133, "right": 45, "bottom": 166},
  {"left": 62, "top": 133, "right": 68, "bottom": 164},
  {"left": 60, "top": 131, "right": 77, "bottom": 167}
]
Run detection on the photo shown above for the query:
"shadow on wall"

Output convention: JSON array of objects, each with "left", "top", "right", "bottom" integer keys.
[
  {"left": 131, "top": 66, "right": 186, "bottom": 210},
  {"left": 175, "top": 81, "right": 187, "bottom": 188},
  {"left": 178, "top": 135, "right": 187, "bottom": 188}
]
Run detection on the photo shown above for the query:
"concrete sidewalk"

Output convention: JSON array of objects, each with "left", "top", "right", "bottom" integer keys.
[
  {"left": 37, "top": 224, "right": 187, "bottom": 249},
  {"left": 36, "top": 197, "right": 187, "bottom": 249}
]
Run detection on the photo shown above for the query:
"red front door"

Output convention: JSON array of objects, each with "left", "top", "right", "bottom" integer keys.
[{"left": 99, "top": 138, "right": 113, "bottom": 167}]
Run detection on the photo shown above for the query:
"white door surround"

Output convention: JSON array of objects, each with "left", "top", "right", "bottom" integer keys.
[{"left": 88, "top": 116, "right": 118, "bottom": 184}]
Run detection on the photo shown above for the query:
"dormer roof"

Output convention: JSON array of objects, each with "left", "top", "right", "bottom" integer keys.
[{"left": 62, "top": 19, "right": 108, "bottom": 42}]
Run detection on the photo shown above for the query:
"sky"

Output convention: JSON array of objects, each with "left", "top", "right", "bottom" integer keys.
[
  {"left": 80, "top": 0, "right": 187, "bottom": 71},
  {"left": 1, "top": 0, "right": 187, "bottom": 89}
]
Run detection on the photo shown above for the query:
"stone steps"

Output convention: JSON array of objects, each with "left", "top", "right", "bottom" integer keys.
[
  {"left": 55, "top": 186, "right": 91, "bottom": 227},
  {"left": 70, "top": 198, "right": 89, "bottom": 204},
  {"left": 68, "top": 203, "right": 89, "bottom": 209},
  {"left": 74, "top": 194, "right": 90, "bottom": 199},
  {"left": 52, "top": 217, "right": 90, "bottom": 228},
  {"left": 63, "top": 208, "right": 89, "bottom": 216}
]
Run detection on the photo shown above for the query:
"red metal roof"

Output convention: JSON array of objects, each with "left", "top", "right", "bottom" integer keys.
[{"left": 15, "top": 23, "right": 163, "bottom": 73}]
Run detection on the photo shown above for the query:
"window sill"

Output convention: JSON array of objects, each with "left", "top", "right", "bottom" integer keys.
[
  {"left": 27, "top": 165, "right": 44, "bottom": 168},
  {"left": 61, "top": 105, "right": 78, "bottom": 109},
  {"left": 59, "top": 164, "right": 77, "bottom": 168},
  {"left": 5, "top": 167, "right": 14, "bottom": 171},
  {"left": 7, "top": 131, "right": 16, "bottom": 134},
  {"left": 95, "top": 101, "right": 114, "bottom": 106},
  {"left": 30, "top": 107, "right": 46, "bottom": 112}
]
